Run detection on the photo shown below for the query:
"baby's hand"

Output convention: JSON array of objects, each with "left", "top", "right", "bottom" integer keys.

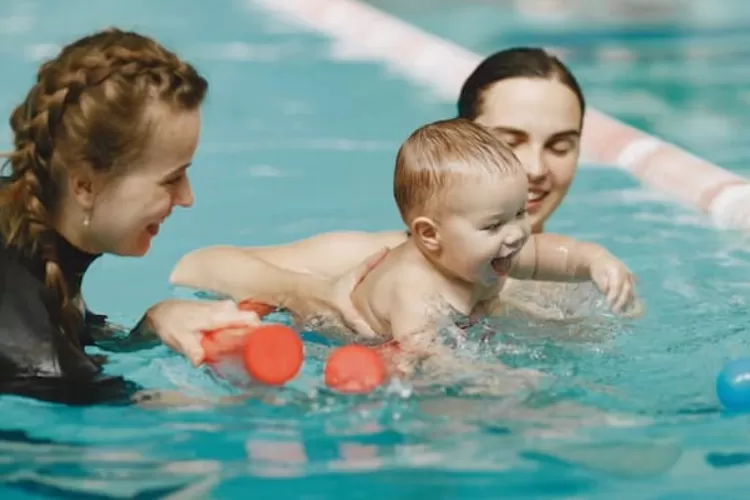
[{"left": 589, "top": 252, "right": 637, "bottom": 314}]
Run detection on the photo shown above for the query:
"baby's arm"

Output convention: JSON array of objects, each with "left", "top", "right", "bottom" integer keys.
[
  {"left": 509, "top": 234, "right": 637, "bottom": 313},
  {"left": 509, "top": 233, "right": 606, "bottom": 281}
]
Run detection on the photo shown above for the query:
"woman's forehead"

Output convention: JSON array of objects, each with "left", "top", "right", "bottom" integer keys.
[
  {"left": 139, "top": 107, "right": 201, "bottom": 170},
  {"left": 476, "top": 77, "right": 582, "bottom": 134}
]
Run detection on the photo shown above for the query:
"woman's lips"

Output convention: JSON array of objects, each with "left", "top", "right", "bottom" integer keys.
[{"left": 527, "top": 190, "right": 547, "bottom": 212}]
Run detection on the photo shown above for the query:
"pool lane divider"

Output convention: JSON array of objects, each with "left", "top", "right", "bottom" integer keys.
[{"left": 250, "top": 0, "right": 750, "bottom": 231}]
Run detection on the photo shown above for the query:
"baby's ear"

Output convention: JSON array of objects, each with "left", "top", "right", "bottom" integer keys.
[{"left": 411, "top": 216, "right": 440, "bottom": 252}]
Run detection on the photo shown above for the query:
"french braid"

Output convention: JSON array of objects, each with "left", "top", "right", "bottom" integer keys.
[{"left": 0, "top": 28, "right": 208, "bottom": 344}]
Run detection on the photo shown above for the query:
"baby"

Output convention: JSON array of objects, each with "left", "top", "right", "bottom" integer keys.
[{"left": 350, "top": 118, "right": 636, "bottom": 375}]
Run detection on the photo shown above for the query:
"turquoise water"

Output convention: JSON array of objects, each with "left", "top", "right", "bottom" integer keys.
[
  {"left": 1, "top": 0, "right": 750, "bottom": 498},
  {"left": 366, "top": 0, "right": 750, "bottom": 176}
]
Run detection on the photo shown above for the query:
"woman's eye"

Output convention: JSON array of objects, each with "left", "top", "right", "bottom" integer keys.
[
  {"left": 548, "top": 140, "right": 574, "bottom": 155},
  {"left": 502, "top": 137, "right": 522, "bottom": 148}
]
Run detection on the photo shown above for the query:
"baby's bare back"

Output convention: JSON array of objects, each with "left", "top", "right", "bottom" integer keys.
[{"left": 351, "top": 243, "right": 439, "bottom": 340}]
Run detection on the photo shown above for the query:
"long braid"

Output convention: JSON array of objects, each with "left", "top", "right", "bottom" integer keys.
[
  {"left": 1, "top": 89, "right": 74, "bottom": 338},
  {"left": 0, "top": 28, "right": 207, "bottom": 345}
]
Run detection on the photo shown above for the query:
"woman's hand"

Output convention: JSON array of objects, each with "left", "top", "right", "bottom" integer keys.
[
  {"left": 281, "top": 247, "right": 389, "bottom": 338},
  {"left": 145, "top": 299, "right": 262, "bottom": 365}
]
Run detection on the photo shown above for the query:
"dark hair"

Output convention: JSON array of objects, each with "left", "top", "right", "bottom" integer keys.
[
  {"left": 0, "top": 28, "right": 208, "bottom": 344},
  {"left": 457, "top": 47, "right": 585, "bottom": 123}
]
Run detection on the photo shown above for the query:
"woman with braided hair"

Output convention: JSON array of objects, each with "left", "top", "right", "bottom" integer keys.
[{"left": 0, "top": 28, "right": 276, "bottom": 405}]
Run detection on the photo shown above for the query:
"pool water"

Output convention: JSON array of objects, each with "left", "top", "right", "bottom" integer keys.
[
  {"left": 366, "top": 0, "right": 750, "bottom": 177},
  {"left": 1, "top": 0, "right": 750, "bottom": 498}
]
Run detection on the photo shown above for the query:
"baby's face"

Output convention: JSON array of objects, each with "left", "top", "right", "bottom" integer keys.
[{"left": 437, "top": 172, "right": 531, "bottom": 286}]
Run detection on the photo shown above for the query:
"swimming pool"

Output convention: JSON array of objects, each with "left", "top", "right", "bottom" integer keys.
[{"left": 1, "top": 0, "right": 750, "bottom": 498}]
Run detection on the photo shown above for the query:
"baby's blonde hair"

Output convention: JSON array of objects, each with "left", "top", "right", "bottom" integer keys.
[{"left": 394, "top": 118, "right": 522, "bottom": 224}]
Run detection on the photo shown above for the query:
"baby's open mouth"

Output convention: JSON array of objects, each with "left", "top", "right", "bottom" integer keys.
[
  {"left": 491, "top": 256, "right": 513, "bottom": 276},
  {"left": 490, "top": 246, "right": 524, "bottom": 276}
]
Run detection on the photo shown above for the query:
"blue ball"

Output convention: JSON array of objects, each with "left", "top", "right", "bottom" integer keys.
[{"left": 716, "top": 358, "right": 750, "bottom": 410}]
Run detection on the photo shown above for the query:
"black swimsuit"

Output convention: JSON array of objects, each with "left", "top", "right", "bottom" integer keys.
[{"left": 0, "top": 231, "right": 155, "bottom": 405}]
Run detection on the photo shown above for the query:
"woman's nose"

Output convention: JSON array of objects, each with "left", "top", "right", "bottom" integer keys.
[
  {"left": 174, "top": 177, "right": 194, "bottom": 208},
  {"left": 526, "top": 155, "right": 549, "bottom": 182},
  {"left": 516, "top": 146, "right": 549, "bottom": 182}
]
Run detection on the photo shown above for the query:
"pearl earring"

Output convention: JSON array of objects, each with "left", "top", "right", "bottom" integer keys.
[{"left": 83, "top": 214, "right": 91, "bottom": 227}]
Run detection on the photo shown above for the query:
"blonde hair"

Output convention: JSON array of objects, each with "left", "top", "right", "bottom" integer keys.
[
  {"left": 0, "top": 28, "right": 208, "bottom": 344},
  {"left": 394, "top": 118, "right": 521, "bottom": 223}
]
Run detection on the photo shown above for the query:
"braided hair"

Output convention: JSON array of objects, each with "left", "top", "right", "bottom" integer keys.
[{"left": 0, "top": 28, "right": 208, "bottom": 344}]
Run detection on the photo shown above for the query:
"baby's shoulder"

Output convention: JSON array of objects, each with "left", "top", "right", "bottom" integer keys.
[
  {"left": 388, "top": 255, "right": 435, "bottom": 285},
  {"left": 363, "top": 254, "right": 432, "bottom": 303}
]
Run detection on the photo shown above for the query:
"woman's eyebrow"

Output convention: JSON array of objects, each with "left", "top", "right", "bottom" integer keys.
[
  {"left": 549, "top": 130, "right": 581, "bottom": 140},
  {"left": 491, "top": 126, "right": 526, "bottom": 135}
]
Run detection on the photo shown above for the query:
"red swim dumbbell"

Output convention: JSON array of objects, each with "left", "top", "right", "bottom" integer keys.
[
  {"left": 201, "top": 299, "right": 302, "bottom": 386},
  {"left": 324, "top": 344, "right": 388, "bottom": 394}
]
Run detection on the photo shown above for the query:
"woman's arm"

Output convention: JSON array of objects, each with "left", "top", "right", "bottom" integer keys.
[
  {"left": 82, "top": 309, "right": 161, "bottom": 353},
  {"left": 169, "top": 230, "right": 407, "bottom": 300},
  {"left": 169, "top": 245, "right": 332, "bottom": 306},
  {"left": 82, "top": 231, "right": 396, "bottom": 357},
  {"left": 170, "top": 246, "right": 392, "bottom": 339},
  {"left": 82, "top": 299, "right": 267, "bottom": 365},
  {"left": 81, "top": 232, "right": 397, "bottom": 359}
]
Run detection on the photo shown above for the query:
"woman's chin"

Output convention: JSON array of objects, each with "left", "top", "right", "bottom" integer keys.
[
  {"left": 527, "top": 213, "right": 545, "bottom": 233},
  {"left": 134, "top": 240, "right": 152, "bottom": 257},
  {"left": 528, "top": 201, "right": 557, "bottom": 232},
  {"left": 114, "top": 237, "right": 152, "bottom": 257}
]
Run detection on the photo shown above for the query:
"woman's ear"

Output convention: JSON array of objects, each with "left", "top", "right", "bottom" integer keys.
[
  {"left": 410, "top": 216, "right": 441, "bottom": 253},
  {"left": 67, "top": 169, "right": 96, "bottom": 211}
]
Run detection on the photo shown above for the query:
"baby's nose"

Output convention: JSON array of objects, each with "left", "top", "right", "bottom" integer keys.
[{"left": 505, "top": 224, "right": 526, "bottom": 246}]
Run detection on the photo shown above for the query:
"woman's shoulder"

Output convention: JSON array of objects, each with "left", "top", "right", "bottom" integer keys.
[{"left": 0, "top": 243, "right": 101, "bottom": 374}]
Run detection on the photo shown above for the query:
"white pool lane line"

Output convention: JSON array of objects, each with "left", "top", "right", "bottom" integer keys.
[{"left": 250, "top": 0, "right": 750, "bottom": 231}]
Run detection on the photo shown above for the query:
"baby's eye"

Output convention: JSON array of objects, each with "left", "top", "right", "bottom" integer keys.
[
  {"left": 484, "top": 221, "right": 503, "bottom": 231},
  {"left": 516, "top": 208, "right": 527, "bottom": 218}
]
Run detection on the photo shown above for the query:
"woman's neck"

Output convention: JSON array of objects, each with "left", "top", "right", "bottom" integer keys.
[
  {"left": 52, "top": 231, "right": 101, "bottom": 295},
  {"left": 53, "top": 206, "right": 100, "bottom": 256}
]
